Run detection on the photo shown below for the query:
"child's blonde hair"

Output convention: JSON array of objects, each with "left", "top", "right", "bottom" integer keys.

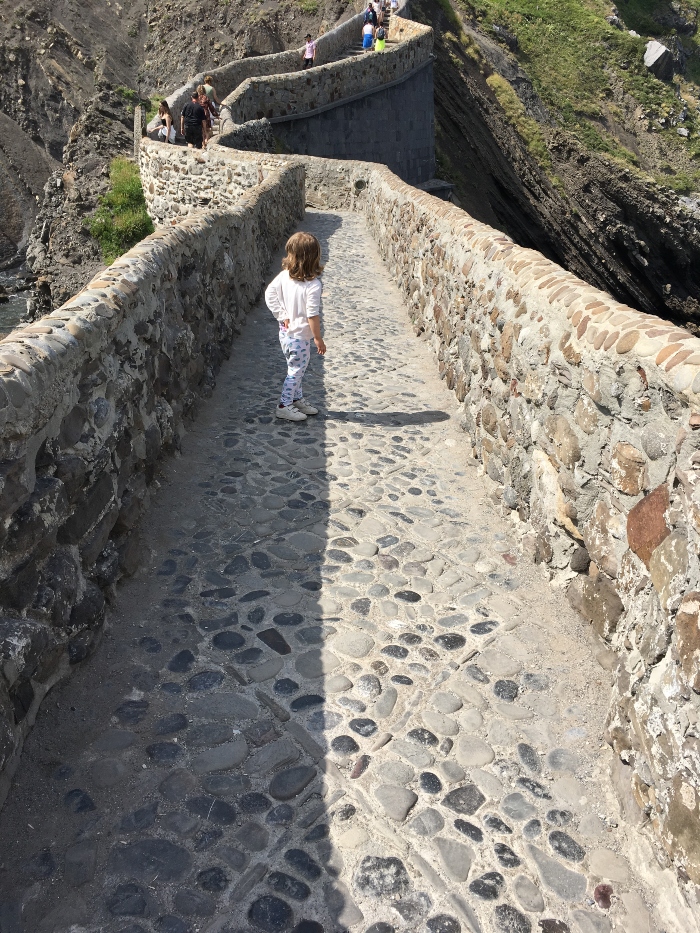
[{"left": 282, "top": 232, "right": 324, "bottom": 281}]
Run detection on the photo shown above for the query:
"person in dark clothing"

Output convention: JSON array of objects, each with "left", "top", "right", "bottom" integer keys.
[
  {"left": 363, "top": 3, "right": 378, "bottom": 27},
  {"left": 180, "top": 90, "right": 207, "bottom": 149}
]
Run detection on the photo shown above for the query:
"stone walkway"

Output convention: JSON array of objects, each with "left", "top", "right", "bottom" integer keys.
[{"left": 0, "top": 212, "right": 670, "bottom": 933}]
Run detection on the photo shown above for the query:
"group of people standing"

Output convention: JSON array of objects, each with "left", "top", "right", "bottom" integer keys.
[
  {"left": 362, "top": 0, "right": 396, "bottom": 51},
  {"left": 157, "top": 76, "right": 222, "bottom": 150},
  {"left": 156, "top": 0, "right": 399, "bottom": 148}
]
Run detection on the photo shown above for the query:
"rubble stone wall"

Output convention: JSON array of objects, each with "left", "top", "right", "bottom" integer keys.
[
  {"left": 221, "top": 19, "right": 432, "bottom": 124},
  {"left": 185, "top": 141, "right": 700, "bottom": 886},
  {"left": 352, "top": 162, "right": 700, "bottom": 888},
  {"left": 146, "top": 9, "right": 367, "bottom": 135},
  {"left": 0, "top": 163, "right": 305, "bottom": 804}
]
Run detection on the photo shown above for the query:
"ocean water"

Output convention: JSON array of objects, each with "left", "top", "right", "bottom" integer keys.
[{"left": 0, "top": 272, "right": 28, "bottom": 337}]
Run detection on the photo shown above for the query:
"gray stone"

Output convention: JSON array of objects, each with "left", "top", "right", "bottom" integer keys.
[
  {"left": 324, "top": 880, "right": 364, "bottom": 926},
  {"left": 570, "top": 909, "right": 612, "bottom": 933},
  {"left": 421, "top": 709, "right": 459, "bottom": 736},
  {"left": 438, "top": 761, "right": 466, "bottom": 784},
  {"left": 374, "top": 784, "right": 418, "bottom": 821},
  {"left": 378, "top": 760, "right": 415, "bottom": 785},
  {"left": 434, "top": 837, "right": 474, "bottom": 882},
  {"left": 108, "top": 839, "right": 192, "bottom": 882},
  {"left": 186, "top": 693, "right": 258, "bottom": 720},
  {"left": 159, "top": 769, "right": 197, "bottom": 802},
  {"left": 192, "top": 736, "right": 249, "bottom": 774},
  {"left": 374, "top": 686, "right": 398, "bottom": 720},
  {"left": 295, "top": 649, "right": 340, "bottom": 679},
  {"left": 92, "top": 730, "right": 135, "bottom": 752},
  {"left": 644, "top": 39, "right": 673, "bottom": 80},
  {"left": 527, "top": 844, "right": 587, "bottom": 902},
  {"left": 512, "top": 874, "right": 544, "bottom": 913},
  {"left": 249, "top": 658, "right": 284, "bottom": 682},
  {"left": 326, "top": 674, "right": 353, "bottom": 693},
  {"left": 90, "top": 757, "right": 127, "bottom": 788},
  {"left": 64, "top": 841, "right": 97, "bottom": 886},
  {"left": 235, "top": 820, "right": 269, "bottom": 852},
  {"left": 408, "top": 807, "right": 444, "bottom": 836},
  {"left": 546, "top": 748, "right": 579, "bottom": 772},
  {"left": 333, "top": 631, "right": 375, "bottom": 658},
  {"left": 390, "top": 738, "right": 434, "bottom": 768},
  {"left": 454, "top": 735, "right": 494, "bottom": 767},
  {"left": 432, "top": 691, "right": 462, "bottom": 714},
  {"left": 501, "top": 793, "right": 537, "bottom": 821},
  {"left": 244, "top": 738, "right": 300, "bottom": 776},
  {"left": 269, "top": 765, "right": 316, "bottom": 800},
  {"left": 356, "top": 674, "right": 382, "bottom": 699}
]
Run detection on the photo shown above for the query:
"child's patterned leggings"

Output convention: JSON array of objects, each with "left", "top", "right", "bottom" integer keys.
[{"left": 279, "top": 329, "right": 311, "bottom": 406}]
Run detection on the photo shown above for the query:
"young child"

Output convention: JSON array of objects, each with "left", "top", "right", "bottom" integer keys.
[{"left": 265, "top": 232, "right": 326, "bottom": 422}]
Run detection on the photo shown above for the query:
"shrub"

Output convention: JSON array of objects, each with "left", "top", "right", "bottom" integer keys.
[
  {"left": 486, "top": 72, "right": 551, "bottom": 169},
  {"left": 87, "top": 157, "right": 154, "bottom": 266}
]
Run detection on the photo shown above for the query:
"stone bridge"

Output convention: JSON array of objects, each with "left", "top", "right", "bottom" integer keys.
[{"left": 0, "top": 9, "right": 699, "bottom": 933}]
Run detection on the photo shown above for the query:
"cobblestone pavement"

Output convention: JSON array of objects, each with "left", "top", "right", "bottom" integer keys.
[{"left": 0, "top": 212, "right": 676, "bottom": 933}]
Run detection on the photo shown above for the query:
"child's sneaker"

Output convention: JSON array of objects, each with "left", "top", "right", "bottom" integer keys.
[
  {"left": 276, "top": 404, "right": 307, "bottom": 422},
  {"left": 293, "top": 398, "right": 318, "bottom": 415}
]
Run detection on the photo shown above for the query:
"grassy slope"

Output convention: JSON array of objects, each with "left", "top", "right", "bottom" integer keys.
[{"left": 455, "top": 0, "right": 700, "bottom": 190}]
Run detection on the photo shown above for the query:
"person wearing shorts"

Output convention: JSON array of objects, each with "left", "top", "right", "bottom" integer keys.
[
  {"left": 362, "top": 20, "right": 375, "bottom": 49},
  {"left": 180, "top": 90, "right": 207, "bottom": 149}
]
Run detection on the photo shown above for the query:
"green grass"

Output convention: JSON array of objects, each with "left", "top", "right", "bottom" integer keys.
[
  {"left": 115, "top": 86, "right": 138, "bottom": 102},
  {"left": 145, "top": 97, "right": 161, "bottom": 122},
  {"left": 487, "top": 72, "right": 552, "bottom": 167},
  {"left": 87, "top": 158, "right": 154, "bottom": 266},
  {"left": 455, "top": 0, "right": 700, "bottom": 180},
  {"left": 297, "top": 0, "right": 319, "bottom": 12}
]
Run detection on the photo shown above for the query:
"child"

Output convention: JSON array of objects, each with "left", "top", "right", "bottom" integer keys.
[{"left": 265, "top": 232, "right": 326, "bottom": 422}]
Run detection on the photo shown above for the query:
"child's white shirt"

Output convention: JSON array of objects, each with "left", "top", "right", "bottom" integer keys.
[{"left": 265, "top": 270, "right": 322, "bottom": 341}]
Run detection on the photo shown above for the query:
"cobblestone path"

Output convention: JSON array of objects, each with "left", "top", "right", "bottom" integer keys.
[{"left": 0, "top": 212, "right": 670, "bottom": 933}]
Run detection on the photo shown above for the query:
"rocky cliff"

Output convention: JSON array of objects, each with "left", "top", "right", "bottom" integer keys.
[
  {"left": 0, "top": 0, "right": 354, "bottom": 308},
  {"left": 413, "top": 0, "right": 700, "bottom": 331}
]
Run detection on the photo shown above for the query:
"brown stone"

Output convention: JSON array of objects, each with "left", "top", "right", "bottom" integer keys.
[
  {"left": 545, "top": 414, "right": 581, "bottom": 468},
  {"left": 663, "top": 773, "right": 700, "bottom": 884},
  {"left": 584, "top": 499, "right": 626, "bottom": 579},
  {"left": 616, "top": 330, "right": 640, "bottom": 354},
  {"left": 674, "top": 592, "right": 700, "bottom": 693},
  {"left": 566, "top": 575, "right": 624, "bottom": 639},
  {"left": 481, "top": 403, "right": 498, "bottom": 437},
  {"left": 610, "top": 442, "right": 647, "bottom": 495},
  {"left": 562, "top": 341, "right": 582, "bottom": 365},
  {"left": 627, "top": 484, "right": 670, "bottom": 568},
  {"left": 582, "top": 369, "right": 601, "bottom": 403},
  {"left": 649, "top": 532, "right": 688, "bottom": 611},
  {"left": 574, "top": 396, "right": 598, "bottom": 435},
  {"left": 501, "top": 321, "right": 514, "bottom": 362}
]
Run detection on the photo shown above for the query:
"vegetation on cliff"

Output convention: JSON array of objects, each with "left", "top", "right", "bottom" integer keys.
[
  {"left": 88, "top": 158, "right": 154, "bottom": 266},
  {"left": 447, "top": 0, "right": 700, "bottom": 191}
]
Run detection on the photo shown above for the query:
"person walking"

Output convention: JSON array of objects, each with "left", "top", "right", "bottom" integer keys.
[
  {"left": 265, "top": 232, "right": 326, "bottom": 422},
  {"left": 157, "top": 101, "right": 175, "bottom": 143},
  {"left": 203, "top": 75, "right": 222, "bottom": 108},
  {"left": 180, "top": 90, "right": 207, "bottom": 149},
  {"left": 197, "top": 84, "right": 216, "bottom": 146},
  {"left": 301, "top": 33, "right": 317, "bottom": 68},
  {"left": 375, "top": 23, "right": 386, "bottom": 50},
  {"left": 362, "top": 19, "right": 375, "bottom": 50},
  {"left": 363, "top": 2, "right": 378, "bottom": 27}
]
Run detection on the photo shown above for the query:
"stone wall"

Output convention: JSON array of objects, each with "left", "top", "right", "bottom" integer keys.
[
  {"left": 146, "top": 8, "right": 366, "bottom": 136},
  {"left": 139, "top": 144, "right": 270, "bottom": 226},
  {"left": 349, "top": 162, "right": 700, "bottom": 891},
  {"left": 174, "top": 141, "right": 700, "bottom": 891},
  {"left": 0, "top": 163, "right": 305, "bottom": 804},
  {"left": 221, "top": 18, "right": 432, "bottom": 124},
  {"left": 261, "top": 59, "right": 435, "bottom": 185}
]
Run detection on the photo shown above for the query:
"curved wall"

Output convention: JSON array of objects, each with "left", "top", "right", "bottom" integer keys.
[
  {"left": 0, "top": 162, "right": 304, "bottom": 804},
  {"left": 220, "top": 18, "right": 432, "bottom": 124}
]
